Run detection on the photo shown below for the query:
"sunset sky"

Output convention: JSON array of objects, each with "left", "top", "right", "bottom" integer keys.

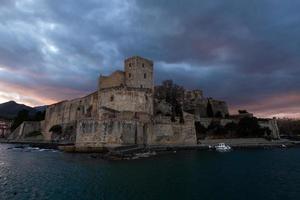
[{"left": 0, "top": 0, "right": 300, "bottom": 118}]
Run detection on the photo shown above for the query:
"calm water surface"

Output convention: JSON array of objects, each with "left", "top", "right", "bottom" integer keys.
[{"left": 1, "top": 144, "right": 300, "bottom": 200}]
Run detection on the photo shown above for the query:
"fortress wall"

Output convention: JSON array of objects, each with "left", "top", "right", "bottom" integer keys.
[
  {"left": 8, "top": 121, "right": 42, "bottom": 140},
  {"left": 43, "top": 92, "right": 98, "bottom": 140},
  {"left": 198, "top": 99, "right": 209, "bottom": 118},
  {"left": 198, "top": 117, "right": 280, "bottom": 139},
  {"left": 149, "top": 112, "right": 197, "bottom": 145},
  {"left": 99, "top": 71, "right": 125, "bottom": 89},
  {"left": 198, "top": 118, "right": 237, "bottom": 128},
  {"left": 99, "top": 88, "right": 153, "bottom": 115},
  {"left": 184, "top": 98, "right": 229, "bottom": 119},
  {"left": 76, "top": 118, "right": 152, "bottom": 147},
  {"left": 124, "top": 56, "right": 153, "bottom": 89},
  {"left": 259, "top": 119, "right": 280, "bottom": 139},
  {"left": 183, "top": 98, "right": 208, "bottom": 119},
  {"left": 210, "top": 99, "right": 229, "bottom": 117},
  {"left": 184, "top": 90, "right": 204, "bottom": 101},
  {"left": 198, "top": 118, "right": 213, "bottom": 128}
]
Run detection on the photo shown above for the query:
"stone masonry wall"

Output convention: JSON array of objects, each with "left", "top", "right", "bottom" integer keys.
[
  {"left": 259, "top": 119, "right": 280, "bottom": 139},
  {"left": 43, "top": 92, "right": 98, "bottom": 140},
  {"left": 124, "top": 56, "right": 153, "bottom": 90},
  {"left": 209, "top": 98, "right": 229, "bottom": 117},
  {"left": 8, "top": 121, "right": 42, "bottom": 140},
  {"left": 99, "top": 87, "right": 153, "bottom": 115},
  {"left": 149, "top": 112, "right": 197, "bottom": 145},
  {"left": 76, "top": 118, "right": 152, "bottom": 147},
  {"left": 99, "top": 70, "right": 125, "bottom": 89}
]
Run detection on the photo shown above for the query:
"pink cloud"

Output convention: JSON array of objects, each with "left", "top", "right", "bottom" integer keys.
[{"left": 230, "top": 92, "right": 300, "bottom": 118}]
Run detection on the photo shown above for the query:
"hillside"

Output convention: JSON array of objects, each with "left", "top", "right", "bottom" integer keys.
[{"left": 0, "top": 101, "right": 46, "bottom": 119}]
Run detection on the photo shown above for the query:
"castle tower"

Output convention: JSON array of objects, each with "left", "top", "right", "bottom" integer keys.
[{"left": 124, "top": 56, "right": 154, "bottom": 90}]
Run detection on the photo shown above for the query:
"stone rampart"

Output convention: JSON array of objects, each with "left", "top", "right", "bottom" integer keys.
[
  {"left": 8, "top": 121, "right": 42, "bottom": 140},
  {"left": 44, "top": 92, "right": 98, "bottom": 140},
  {"left": 99, "top": 87, "right": 153, "bottom": 115},
  {"left": 150, "top": 112, "right": 197, "bottom": 145},
  {"left": 99, "top": 70, "right": 125, "bottom": 89},
  {"left": 259, "top": 119, "right": 280, "bottom": 139},
  {"left": 76, "top": 117, "right": 152, "bottom": 147}
]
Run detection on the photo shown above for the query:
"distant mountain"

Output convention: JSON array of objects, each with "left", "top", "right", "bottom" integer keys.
[
  {"left": 34, "top": 105, "right": 47, "bottom": 112},
  {"left": 0, "top": 101, "right": 47, "bottom": 119}
]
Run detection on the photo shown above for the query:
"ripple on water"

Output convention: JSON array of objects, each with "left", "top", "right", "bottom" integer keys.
[{"left": 1, "top": 144, "right": 300, "bottom": 200}]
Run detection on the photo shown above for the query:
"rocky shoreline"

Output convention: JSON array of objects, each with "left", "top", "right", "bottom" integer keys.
[{"left": 1, "top": 138, "right": 300, "bottom": 160}]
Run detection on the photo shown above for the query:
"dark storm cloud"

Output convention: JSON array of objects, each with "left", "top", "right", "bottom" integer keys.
[{"left": 0, "top": 0, "right": 299, "bottom": 116}]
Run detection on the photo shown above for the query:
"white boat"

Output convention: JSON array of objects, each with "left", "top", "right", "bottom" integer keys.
[{"left": 215, "top": 143, "right": 232, "bottom": 152}]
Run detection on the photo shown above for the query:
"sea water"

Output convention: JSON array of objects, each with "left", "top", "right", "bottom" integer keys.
[{"left": 1, "top": 144, "right": 300, "bottom": 200}]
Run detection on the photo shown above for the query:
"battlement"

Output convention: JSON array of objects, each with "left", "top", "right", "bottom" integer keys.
[{"left": 124, "top": 56, "right": 153, "bottom": 66}]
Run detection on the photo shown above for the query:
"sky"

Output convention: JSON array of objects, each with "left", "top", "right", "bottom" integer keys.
[{"left": 0, "top": 0, "right": 300, "bottom": 118}]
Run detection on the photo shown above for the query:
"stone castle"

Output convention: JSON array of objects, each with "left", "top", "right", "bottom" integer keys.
[{"left": 9, "top": 56, "right": 280, "bottom": 147}]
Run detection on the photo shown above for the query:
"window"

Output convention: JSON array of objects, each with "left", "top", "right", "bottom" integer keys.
[
  {"left": 144, "top": 73, "right": 147, "bottom": 79},
  {"left": 129, "top": 63, "right": 132, "bottom": 67},
  {"left": 110, "top": 95, "right": 114, "bottom": 102},
  {"left": 142, "top": 63, "right": 144, "bottom": 67},
  {"left": 140, "top": 85, "right": 143, "bottom": 88},
  {"left": 128, "top": 73, "right": 131, "bottom": 78}
]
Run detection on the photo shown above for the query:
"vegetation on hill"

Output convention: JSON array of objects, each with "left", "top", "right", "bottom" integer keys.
[
  {"left": 11, "top": 109, "right": 45, "bottom": 131},
  {"left": 155, "top": 80, "right": 185, "bottom": 123},
  {"left": 277, "top": 119, "right": 300, "bottom": 136},
  {"left": 0, "top": 101, "right": 46, "bottom": 119},
  {"left": 195, "top": 117, "right": 272, "bottom": 140}
]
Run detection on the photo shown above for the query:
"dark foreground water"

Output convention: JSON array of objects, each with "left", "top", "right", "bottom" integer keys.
[{"left": 1, "top": 144, "right": 300, "bottom": 200}]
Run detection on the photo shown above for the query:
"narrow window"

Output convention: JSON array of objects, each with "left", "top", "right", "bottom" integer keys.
[
  {"left": 140, "top": 85, "right": 143, "bottom": 88},
  {"left": 128, "top": 73, "right": 131, "bottom": 78},
  {"left": 110, "top": 95, "right": 114, "bottom": 102},
  {"left": 142, "top": 63, "right": 144, "bottom": 67},
  {"left": 144, "top": 73, "right": 147, "bottom": 79},
  {"left": 129, "top": 63, "right": 132, "bottom": 67}
]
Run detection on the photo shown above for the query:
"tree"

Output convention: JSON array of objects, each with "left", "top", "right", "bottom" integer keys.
[
  {"left": 195, "top": 122, "right": 207, "bottom": 140},
  {"left": 224, "top": 122, "right": 238, "bottom": 135},
  {"left": 215, "top": 111, "right": 223, "bottom": 118},
  {"left": 179, "top": 110, "right": 184, "bottom": 124},
  {"left": 206, "top": 101, "right": 214, "bottom": 118},
  {"left": 238, "top": 110, "right": 248, "bottom": 114},
  {"left": 11, "top": 109, "right": 29, "bottom": 131},
  {"left": 33, "top": 111, "right": 45, "bottom": 121},
  {"left": 237, "top": 117, "right": 262, "bottom": 137}
]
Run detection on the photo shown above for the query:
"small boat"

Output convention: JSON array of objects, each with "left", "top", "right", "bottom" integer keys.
[
  {"left": 281, "top": 144, "right": 287, "bottom": 148},
  {"left": 215, "top": 143, "right": 232, "bottom": 152}
]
